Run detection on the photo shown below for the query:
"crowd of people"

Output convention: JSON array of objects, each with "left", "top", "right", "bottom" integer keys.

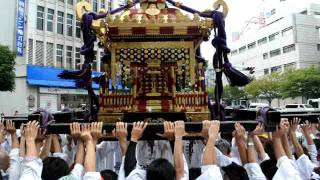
[{"left": 0, "top": 118, "right": 319, "bottom": 180}]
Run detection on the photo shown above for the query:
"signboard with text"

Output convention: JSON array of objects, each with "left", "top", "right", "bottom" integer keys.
[{"left": 16, "top": 0, "right": 25, "bottom": 56}]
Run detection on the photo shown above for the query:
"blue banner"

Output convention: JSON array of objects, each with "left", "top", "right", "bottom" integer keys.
[{"left": 16, "top": 0, "right": 25, "bottom": 56}]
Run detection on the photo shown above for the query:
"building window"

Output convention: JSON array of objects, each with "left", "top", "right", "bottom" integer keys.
[
  {"left": 271, "top": 9, "right": 276, "bottom": 15},
  {"left": 271, "top": 65, "right": 282, "bottom": 73},
  {"left": 264, "top": 69, "right": 269, "bottom": 75},
  {"left": 101, "top": 0, "right": 105, "bottom": 9},
  {"left": 231, "top": 50, "right": 238, "bottom": 56},
  {"left": 239, "top": 46, "right": 246, "bottom": 53},
  {"left": 247, "top": 42, "right": 256, "bottom": 50},
  {"left": 282, "top": 27, "right": 293, "bottom": 36},
  {"left": 67, "top": 0, "right": 73, "bottom": 5},
  {"left": 283, "top": 44, "right": 295, "bottom": 53},
  {"left": 76, "top": 20, "right": 81, "bottom": 38},
  {"left": 28, "top": 39, "right": 33, "bottom": 64},
  {"left": 47, "top": 9, "right": 54, "bottom": 32},
  {"left": 75, "top": 48, "right": 81, "bottom": 69},
  {"left": 92, "top": 51, "right": 97, "bottom": 71},
  {"left": 46, "top": 43, "right": 54, "bottom": 67},
  {"left": 67, "top": 14, "right": 73, "bottom": 36},
  {"left": 66, "top": 46, "right": 73, "bottom": 69},
  {"left": 57, "top": 11, "right": 64, "bottom": 35},
  {"left": 56, "top": 44, "right": 64, "bottom": 68},
  {"left": 35, "top": 41, "right": 44, "bottom": 66},
  {"left": 269, "top": 32, "right": 279, "bottom": 41},
  {"left": 270, "top": 48, "right": 281, "bottom": 57},
  {"left": 37, "top": 6, "right": 45, "bottom": 30},
  {"left": 93, "top": 0, "right": 98, "bottom": 12},
  {"left": 108, "top": 0, "right": 112, "bottom": 11},
  {"left": 317, "top": 44, "right": 320, "bottom": 51},
  {"left": 258, "top": 37, "right": 267, "bottom": 46},
  {"left": 59, "top": 0, "right": 64, "bottom": 3},
  {"left": 263, "top": 53, "right": 268, "bottom": 60},
  {"left": 284, "top": 62, "right": 296, "bottom": 70}
]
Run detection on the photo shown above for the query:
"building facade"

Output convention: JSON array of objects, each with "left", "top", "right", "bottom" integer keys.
[
  {"left": 0, "top": 0, "right": 113, "bottom": 115},
  {"left": 229, "top": 3, "right": 320, "bottom": 107}
]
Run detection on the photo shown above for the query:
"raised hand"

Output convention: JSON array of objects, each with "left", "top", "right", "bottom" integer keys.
[
  {"left": 90, "top": 122, "right": 103, "bottom": 141},
  {"left": 251, "top": 122, "right": 264, "bottom": 135},
  {"left": 5, "top": 120, "right": 16, "bottom": 135},
  {"left": 272, "top": 121, "right": 287, "bottom": 138},
  {"left": 234, "top": 122, "right": 246, "bottom": 141},
  {"left": 208, "top": 120, "right": 220, "bottom": 140},
  {"left": 0, "top": 120, "right": 5, "bottom": 144},
  {"left": 174, "top": 121, "right": 186, "bottom": 139},
  {"left": 81, "top": 124, "right": 93, "bottom": 143},
  {"left": 162, "top": 121, "right": 175, "bottom": 141},
  {"left": 113, "top": 122, "right": 128, "bottom": 141},
  {"left": 301, "top": 120, "right": 312, "bottom": 136},
  {"left": 131, "top": 121, "right": 148, "bottom": 142},
  {"left": 290, "top": 117, "right": 300, "bottom": 132},
  {"left": 201, "top": 120, "right": 211, "bottom": 139},
  {"left": 70, "top": 122, "right": 81, "bottom": 140},
  {"left": 24, "top": 121, "right": 40, "bottom": 141},
  {"left": 280, "top": 118, "right": 290, "bottom": 135}
]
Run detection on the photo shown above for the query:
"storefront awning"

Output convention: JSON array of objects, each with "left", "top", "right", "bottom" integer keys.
[{"left": 27, "top": 65, "right": 101, "bottom": 89}]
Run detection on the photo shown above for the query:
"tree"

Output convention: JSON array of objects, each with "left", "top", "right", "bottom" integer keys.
[
  {"left": 281, "top": 66, "right": 320, "bottom": 99},
  {"left": 222, "top": 85, "right": 246, "bottom": 105},
  {"left": 0, "top": 45, "right": 16, "bottom": 91},
  {"left": 244, "top": 72, "right": 282, "bottom": 105}
]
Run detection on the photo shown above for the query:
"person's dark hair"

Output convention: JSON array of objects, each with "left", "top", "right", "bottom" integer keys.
[
  {"left": 41, "top": 157, "right": 70, "bottom": 180},
  {"left": 189, "top": 168, "right": 201, "bottom": 180},
  {"left": 221, "top": 162, "right": 249, "bottom": 180},
  {"left": 264, "top": 140, "right": 276, "bottom": 160},
  {"left": 260, "top": 159, "right": 278, "bottom": 180},
  {"left": 100, "top": 169, "right": 118, "bottom": 180},
  {"left": 146, "top": 158, "right": 174, "bottom": 180}
]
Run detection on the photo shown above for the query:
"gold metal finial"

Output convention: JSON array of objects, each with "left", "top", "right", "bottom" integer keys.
[
  {"left": 213, "top": 0, "right": 229, "bottom": 18},
  {"left": 76, "top": 0, "right": 93, "bottom": 21}
]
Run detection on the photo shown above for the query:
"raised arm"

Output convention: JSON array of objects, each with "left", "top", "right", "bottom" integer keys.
[
  {"left": 6, "top": 120, "right": 19, "bottom": 149},
  {"left": 280, "top": 119, "right": 292, "bottom": 159},
  {"left": 251, "top": 123, "right": 267, "bottom": 161},
  {"left": 301, "top": 121, "right": 318, "bottom": 164},
  {"left": 202, "top": 121, "right": 220, "bottom": 166},
  {"left": 113, "top": 122, "right": 128, "bottom": 156},
  {"left": 39, "top": 135, "right": 52, "bottom": 160},
  {"left": 273, "top": 122, "right": 287, "bottom": 160},
  {"left": 289, "top": 118, "right": 304, "bottom": 158},
  {"left": 174, "top": 121, "right": 186, "bottom": 180},
  {"left": 234, "top": 122, "right": 248, "bottom": 165},
  {"left": 19, "top": 124, "right": 26, "bottom": 158},
  {"left": 124, "top": 121, "right": 147, "bottom": 177},
  {"left": 70, "top": 122, "right": 84, "bottom": 165},
  {"left": 81, "top": 124, "right": 96, "bottom": 172}
]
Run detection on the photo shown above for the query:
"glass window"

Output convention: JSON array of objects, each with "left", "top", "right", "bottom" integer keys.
[
  {"left": 317, "top": 44, "right": 320, "bottom": 51},
  {"left": 67, "top": 0, "right": 73, "bottom": 5},
  {"left": 247, "top": 42, "right": 256, "bottom": 50},
  {"left": 35, "top": 41, "right": 44, "bottom": 66},
  {"left": 92, "top": 51, "right": 97, "bottom": 71},
  {"left": 271, "top": 65, "right": 282, "bottom": 73},
  {"left": 258, "top": 37, "right": 267, "bottom": 46},
  {"left": 231, "top": 50, "right": 238, "bottom": 56},
  {"left": 93, "top": 0, "right": 98, "bottom": 12},
  {"left": 284, "top": 62, "right": 296, "bottom": 70},
  {"left": 56, "top": 44, "right": 64, "bottom": 68},
  {"left": 28, "top": 39, "right": 33, "bottom": 64},
  {"left": 269, "top": 32, "right": 279, "bottom": 41},
  {"left": 264, "top": 69, "right": 269, "bottom": 75},
  {"left": 37, "top": 6, "right": 45, "bottom": 30},
  {"left": 282, "top": 27, "right": 293, "bottom": 36},
  {"left": 57, "top": 11, "right": 64, "bottom": 35},
  {"left": 239, "top": 46, "right": 246, "bottom": 53},
  {"left": 101, "top": 0, "right": 105, "bottom": 9},
  {"left": 270, "top": 48, "right": 281, "bottom": 57},
  {"left": 67, "top": 14, "right": 73, "bottom": 36},
  {"left": 283, "top": 44, "right": 295, "bottom": 53},
  {"left": 47, "top": 9, "right": 54, "bottom": 32},
  {"left": 108, "top": 0, "right": 112, "bottom": 11},
  {"left": 76, "top": 20, "right": 81, "bottom": 38},
  {"left": 46, "top": 42, "right": 54, "bottom": 67},
  {"left": 75, "top": 48, "right": 81, "bottom": 69},
  {"left": 59, "top": 0, "right": 64, "bottom": 2},
  {"left": 66, "top": 46, "right": 73, "bottom": 69},
  {"left": 263, "top": 53, "right": 268, "bottom": 60}
]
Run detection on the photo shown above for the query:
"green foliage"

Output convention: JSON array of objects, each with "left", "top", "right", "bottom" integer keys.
[
  {"left": 280, "top": 66, "right": 320, "bottom": 99},
  {"left": 0, "top": 45, "right": 16, "bottom": 91},
  {"left": 223, "top": 85, "right": 245, "bottom": 101},
  {"left": 244, "top": 72, "right": 282, "bottom": 104}
]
